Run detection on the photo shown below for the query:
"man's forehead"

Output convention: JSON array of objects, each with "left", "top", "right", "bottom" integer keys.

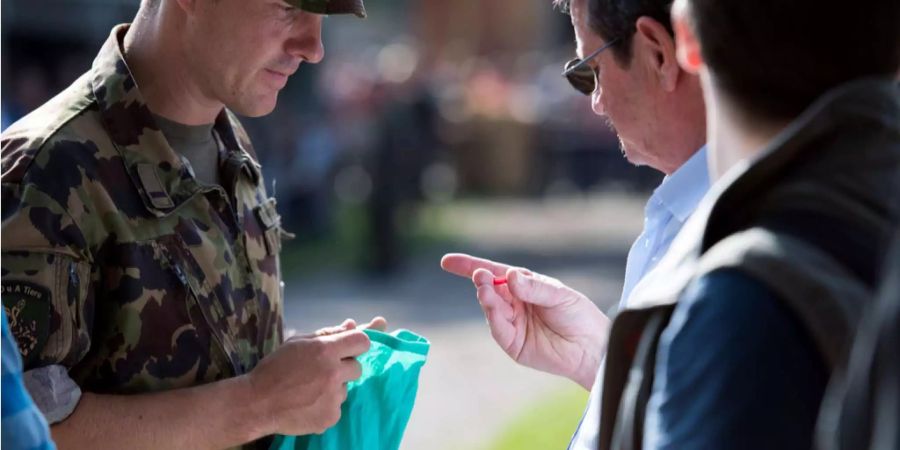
[
  {"left": 574, "top": 34, "right": 586, "bottom": 59},
  {"left": 568, "top": 0, "right": 592, "bottom": 58},
  {"left": 572, "top": 22, "right": 595, "bottom": 59}
]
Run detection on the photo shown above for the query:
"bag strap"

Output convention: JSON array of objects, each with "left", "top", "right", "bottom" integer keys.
[{"left": 604, "top": 309, "right": 673, "bottom": 450}]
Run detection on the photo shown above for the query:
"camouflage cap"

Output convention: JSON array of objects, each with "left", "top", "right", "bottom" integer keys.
[{"left": 290, "top": 0, "right": 367, "bottom": 18}]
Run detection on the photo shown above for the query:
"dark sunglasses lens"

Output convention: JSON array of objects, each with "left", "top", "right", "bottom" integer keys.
[{"left": 564, "top": 59, "right": 595, "bottom": 96}]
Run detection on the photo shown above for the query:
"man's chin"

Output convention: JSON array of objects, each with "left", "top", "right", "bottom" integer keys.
[
  {"left": 619, "top": 140, "right": 636, "bottom": 163},
  {"left": 228, "top": 94, "right": 278, "bottom": 118},
  {"left": 620, "top": 141, "right": 649, "bottom": 168}
]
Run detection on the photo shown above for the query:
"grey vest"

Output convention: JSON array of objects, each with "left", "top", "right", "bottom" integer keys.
[{"left": 596, "top": 79, "right": 900, "bottom": 450}]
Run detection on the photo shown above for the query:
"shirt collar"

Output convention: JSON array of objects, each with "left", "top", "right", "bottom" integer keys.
[{"left": 650, "top": 145, "right": 710, "bottom": 223}]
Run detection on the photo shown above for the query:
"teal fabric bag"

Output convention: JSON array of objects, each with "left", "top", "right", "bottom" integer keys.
[{"left": 271, "top": 329, "right": 430, "bottom": 450}]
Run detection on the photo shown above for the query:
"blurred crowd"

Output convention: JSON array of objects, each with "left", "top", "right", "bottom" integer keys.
[{"left": 2, "top": 1, "right": 662, "bottom": 274}]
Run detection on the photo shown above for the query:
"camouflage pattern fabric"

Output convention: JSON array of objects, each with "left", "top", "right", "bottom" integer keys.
[{"left": 1, "top": 23, "right": 285, "bottom": 410}]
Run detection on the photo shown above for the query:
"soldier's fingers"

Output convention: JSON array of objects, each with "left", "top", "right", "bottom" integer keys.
[
  {"left": 442, "top": 253, "right": 512, "bottom": 278},
  {"left": 314, "top": 319, "right": 358, "bottom": 337},
  {"left": 361, "top": 316, "right": 387, "bottom": 332},
  {"left": 327, "top": 329, "right": 371, "bottom": 359},
  {"left": 315, "top": 326, "right": 342, "bottom": 337},
  {"left": 340, "top": 358, "right": 363, "bottom": 383}
]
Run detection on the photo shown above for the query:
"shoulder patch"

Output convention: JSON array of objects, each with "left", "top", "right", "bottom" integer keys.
[{"left": 2, "top": 280, "right": 51, "bottom": 365}]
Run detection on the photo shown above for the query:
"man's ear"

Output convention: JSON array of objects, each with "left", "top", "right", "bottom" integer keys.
[
  {"left": 672, "top": 0, "right": 704, "bottom": 75},
  {"left": 635, "top": 16, "right": 680, "bottom": 92}
]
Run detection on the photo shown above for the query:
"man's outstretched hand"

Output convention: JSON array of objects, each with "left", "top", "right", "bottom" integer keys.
[{"left": 441, "top": 253, "right": 610, "bottom": 390}]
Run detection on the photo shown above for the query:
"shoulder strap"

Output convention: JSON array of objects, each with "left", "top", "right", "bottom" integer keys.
[
  {"left": 607, "top": 310, "right": 672, "bottom": 450},
  {"left": 697, "top": 226, "right": 872, "bottom": 369}
]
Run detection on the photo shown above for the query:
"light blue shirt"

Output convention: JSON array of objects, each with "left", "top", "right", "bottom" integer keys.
[{"left": 568, "top": 146, "right": 710, "bottom": 450}]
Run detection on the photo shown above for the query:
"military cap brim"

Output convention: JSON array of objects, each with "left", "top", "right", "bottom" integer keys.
[{"left": 288, "top": 0, "right": 367, "bottom": 18}]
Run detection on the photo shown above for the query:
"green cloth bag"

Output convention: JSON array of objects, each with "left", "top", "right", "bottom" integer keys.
[{"left": 270, "top": 329, "right": 430, "bottom": 450}]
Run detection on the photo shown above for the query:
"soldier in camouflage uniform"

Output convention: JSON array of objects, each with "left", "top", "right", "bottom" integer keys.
[{"left": 1, "top": 0, "right": 384, "bottom": 448}]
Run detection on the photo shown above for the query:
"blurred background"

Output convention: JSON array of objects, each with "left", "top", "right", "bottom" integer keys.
[{"left": 2, "top": 0, "right": 661, "bottom": 448}]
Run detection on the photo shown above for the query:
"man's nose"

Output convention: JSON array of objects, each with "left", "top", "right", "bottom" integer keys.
[{"left": 285, "top": 12, "right": 325, "bottom": 64}]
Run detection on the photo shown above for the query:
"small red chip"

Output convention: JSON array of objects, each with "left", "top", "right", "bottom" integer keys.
[{"left": 493, "top": 277, "right": 508, "bottom": 286}]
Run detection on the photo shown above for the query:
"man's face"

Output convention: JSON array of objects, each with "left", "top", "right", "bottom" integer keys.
[
  {"left": 570, "top": 0, "right": 660, "bottom": 168},
  {"left": 185, "top": 0, "right": 325, "bottom": 117}
]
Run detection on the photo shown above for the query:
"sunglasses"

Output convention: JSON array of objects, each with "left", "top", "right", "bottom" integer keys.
[{"left": 562, "top": 38, "right": 621, "bottom": 96}]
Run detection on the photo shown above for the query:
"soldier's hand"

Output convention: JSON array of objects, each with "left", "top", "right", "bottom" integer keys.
[
  {"left": 284, "top": 316, "right": 388, "bottom": 339},
  {"left": 246, "top": 328, "right": 371, "bottom": 435},
  {"left": 311, "top": 316, "right": 388, "bottom": 337}
]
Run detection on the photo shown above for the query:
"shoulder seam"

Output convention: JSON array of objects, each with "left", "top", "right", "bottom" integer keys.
[{"left": 3, "top": 82, "right": 97, "bottom": 181}]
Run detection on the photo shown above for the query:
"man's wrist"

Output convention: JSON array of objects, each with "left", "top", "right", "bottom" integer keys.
[
  {"left": 572, "top": 309, "right": 610, "bottom": 390},
  {"left": 571, "top": 359, "right": 599, "bottom": 391},
  {"left": 571, "top": 334, "right": 606, "bottom": 390},
  {"left": 225, "top": 374, "right": 273, "bottom": 443}
]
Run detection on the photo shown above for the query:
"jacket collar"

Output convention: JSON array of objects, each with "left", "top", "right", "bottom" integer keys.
[
  {"left": 702, "top": 78, "right": 900, "bottom": 251},
  {"left": 90, "top": 24, "right": 261, "bottom": 217}
]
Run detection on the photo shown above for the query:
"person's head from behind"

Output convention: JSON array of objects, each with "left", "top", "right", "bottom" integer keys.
[
  {"left": 672, "top": 0, "right": 900, "bottom": 173},
  {"left": 556, "top": 0, "right": 706, "bottom": 175},
  {"left": 138, "top": 0, "right": 362, "bottom": 117}
]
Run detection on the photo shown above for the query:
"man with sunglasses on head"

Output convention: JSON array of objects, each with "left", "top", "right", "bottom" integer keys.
[
  {"left": 441, "top": 0, "right": 706, "bottom": 448},
  {"left": 1, "top": 0, "right": 387, "bottom": 449}
]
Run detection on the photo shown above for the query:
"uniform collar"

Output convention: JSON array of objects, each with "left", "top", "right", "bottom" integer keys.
[
  {"left": 90, "top": 24, "right": 262, "bottom": 217},
  {"left": 650, "top": 145, "right": 710, "bottom": 223}
]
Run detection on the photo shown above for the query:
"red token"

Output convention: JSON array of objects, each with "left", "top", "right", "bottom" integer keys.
[{"left": 493, "top": 277, "right": 508, "bottom": 286}]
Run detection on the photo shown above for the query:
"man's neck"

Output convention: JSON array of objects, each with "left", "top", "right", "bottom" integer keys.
[
  {"left": 649, "top": 74, "right": 708, "bottom": 176},
  {"left": 123, "top": 7, "right": 222, "bottom": 125},
  {"left": 704, "top": 75, "right": 790, "bottom": 181}
]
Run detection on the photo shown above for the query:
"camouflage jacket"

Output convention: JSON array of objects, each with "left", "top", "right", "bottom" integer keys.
[{"left": 1, "top": 24, "right": 285, "bottom": 401}]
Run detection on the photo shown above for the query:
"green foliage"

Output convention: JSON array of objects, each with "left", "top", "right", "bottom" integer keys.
[{"left": 483, "top": 386, "right": 589, "bottom": 450}]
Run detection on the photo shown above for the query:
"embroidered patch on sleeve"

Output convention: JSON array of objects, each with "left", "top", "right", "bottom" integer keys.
[{"left": 2, "top": 281, "right": 51, "bottom": 365}]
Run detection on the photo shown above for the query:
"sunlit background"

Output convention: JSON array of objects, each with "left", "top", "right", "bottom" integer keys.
[{"left": 1, "top": 1, "right": 661, "bottom": 448}]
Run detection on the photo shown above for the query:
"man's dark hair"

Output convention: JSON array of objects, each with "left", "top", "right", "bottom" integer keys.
[
  {"left": 687, "top": 0, "right": 900, "bottom": 119},
  {"left": 554, "top": 0, "right": 675, "bottom": 66}
]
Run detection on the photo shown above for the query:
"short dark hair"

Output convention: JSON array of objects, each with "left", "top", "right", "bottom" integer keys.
[
  {"left": 687, "top": 0, "right": 900, "bottom": 119},
  {"left": 554, "top": 0, "right": 675, "bottom": 66}
]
